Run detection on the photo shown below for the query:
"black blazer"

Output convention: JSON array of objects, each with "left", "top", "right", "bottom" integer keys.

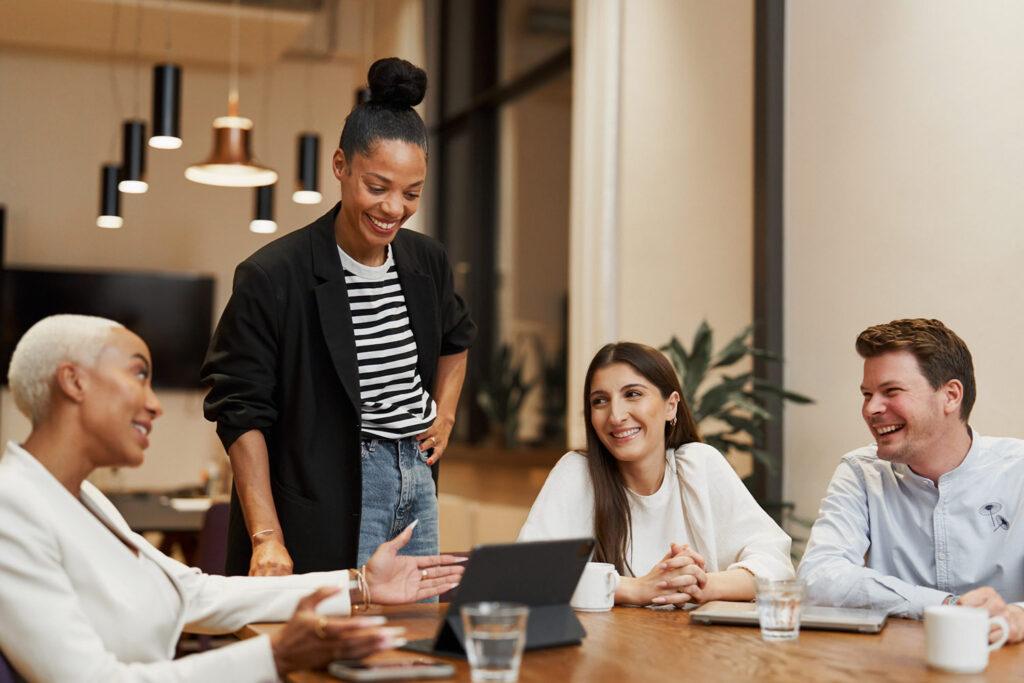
[{"left": 202, "top": 204, "right": 476, "bottom": 575}]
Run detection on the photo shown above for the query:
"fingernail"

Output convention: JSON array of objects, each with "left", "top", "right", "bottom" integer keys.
[
  {"left": 452, "top": 556, "right": 469, "bottom": 562},
  {"left": 390, "top": 638, "right": 408, "bottom": 648},
  {"left": 358, "top": 616, "right": 388, "bottom": 626},
  {"left": 380, "top": 627, "right": 406, "bottom": 637},
  {"left": 652, "top": 597, "right": 665, "bottom": 604},
  {"left": 407, "top": 519, "right": 419, "bottom": 532},
  {"left": 449, "top": 582, "right": 460, "bottom": 589}
]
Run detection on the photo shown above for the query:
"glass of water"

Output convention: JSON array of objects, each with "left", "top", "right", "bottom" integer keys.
[
  {"left": 756, "top": 579, "right": 804, "bottom": 641},
  {"left": 460, "top": 602, "right": 529, "bottom": 682}
]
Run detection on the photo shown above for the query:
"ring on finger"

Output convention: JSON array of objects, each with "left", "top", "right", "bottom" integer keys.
[
  {"left": 421, "top": 569, "right": 428, "bottom": 579},
  {"left": 315, "top": 616, "right": 329, "bottom": 639}
]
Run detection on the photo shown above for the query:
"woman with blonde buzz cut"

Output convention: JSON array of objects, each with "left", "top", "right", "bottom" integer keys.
[{"left": 0, "top": 315, "right": 464, "bottom": 682}]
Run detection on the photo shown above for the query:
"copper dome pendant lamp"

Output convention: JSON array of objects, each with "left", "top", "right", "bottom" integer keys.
[{"left": 185, "top": 0, "right": 276, "bottom": 188}]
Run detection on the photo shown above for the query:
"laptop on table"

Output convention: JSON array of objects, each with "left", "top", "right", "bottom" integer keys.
[{"left": 691, "top": 600, "right": 889, "bottom": 633}]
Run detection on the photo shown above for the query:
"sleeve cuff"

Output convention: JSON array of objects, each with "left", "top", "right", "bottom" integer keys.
[
  {"left": 221, "top": 634, "right": 279, "bottom": 682},
  {"left": 727, "top": 560, "right": 794, "bottom": 582},
  {"left": 907, "top": 584, "right": 951, "bottom": 618}
]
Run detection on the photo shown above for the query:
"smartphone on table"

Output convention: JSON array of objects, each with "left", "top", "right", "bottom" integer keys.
[{"left": 328, "top": 657, "right": 455, "bottom": 681}]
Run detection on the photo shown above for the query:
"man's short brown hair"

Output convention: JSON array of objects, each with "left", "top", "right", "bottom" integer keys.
[{"left": 855, "top": 318, "right": 975, "bottom": 421}]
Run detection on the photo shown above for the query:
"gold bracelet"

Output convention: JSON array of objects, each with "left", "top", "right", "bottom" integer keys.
[{"left": 356, "top": 565, "right": 371, "bottom": 610}]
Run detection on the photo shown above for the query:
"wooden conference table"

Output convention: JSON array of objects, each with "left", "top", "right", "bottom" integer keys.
[{"left": 239, "top": 604, "right": 1023, "bottom": 682}]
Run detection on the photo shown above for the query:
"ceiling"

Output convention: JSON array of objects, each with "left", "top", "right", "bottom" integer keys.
[{"left": 0, "top": 0, "right": 358, "bottom": 68}]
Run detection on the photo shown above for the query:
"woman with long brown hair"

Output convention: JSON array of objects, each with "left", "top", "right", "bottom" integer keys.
[{"left": 519, "top": 342, "right": 793, "bottom": 606}]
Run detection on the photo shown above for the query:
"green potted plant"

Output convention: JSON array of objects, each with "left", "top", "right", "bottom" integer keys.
[
  {"left": 661, "top": 321, "right": 815, "bottom": 552},
  {"left": 476, "top": 343, "right": 536, "bottom": 449}
]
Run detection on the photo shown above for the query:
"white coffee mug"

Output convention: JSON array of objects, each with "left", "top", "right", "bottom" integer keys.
[
  {"left": 571, "top": 562, "right": 618, "bottom": 612},
  {"left": 924, "top": 605, "right": 1009, "bottom": 674}
]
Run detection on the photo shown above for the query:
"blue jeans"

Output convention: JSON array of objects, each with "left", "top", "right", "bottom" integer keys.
[{"left": 356, "top": 436, "right": 439, "bottom": 568}]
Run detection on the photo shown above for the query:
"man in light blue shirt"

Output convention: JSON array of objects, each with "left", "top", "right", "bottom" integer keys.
[{"left": 799, "top": 319, "right": 1023, "bottom": 643}]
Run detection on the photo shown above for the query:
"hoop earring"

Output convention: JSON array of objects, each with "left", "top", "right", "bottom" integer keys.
[{"left": 670, "top": 417, "right": 677, "bottom": 428}]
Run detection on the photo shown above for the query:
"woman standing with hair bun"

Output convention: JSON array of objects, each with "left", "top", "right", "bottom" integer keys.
[{"left": 203, "top": 58, "right": 476, "bottom": 577}]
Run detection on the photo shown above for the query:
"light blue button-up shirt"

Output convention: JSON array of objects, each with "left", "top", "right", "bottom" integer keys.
[{"left": 798, "top": 430, "right": 1024, "bottom": 618}]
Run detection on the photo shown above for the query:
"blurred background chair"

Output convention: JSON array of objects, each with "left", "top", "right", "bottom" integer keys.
[
  {"left": 195, "top": 501, "right": 229, "bottom": 575},
  {"left": 177, "top": 501, "right": 230, "bottom": 655},
  {"left": 0, "top": 650, "right": 20, "bottom": 683}
]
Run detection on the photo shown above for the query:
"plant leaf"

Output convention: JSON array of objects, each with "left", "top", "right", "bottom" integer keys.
[
  {"left": 718, "top": 435, "right": 753, "bottom": 452},
  {"left": 750, "top": 378, "right": 815, "bottom": 404},
  {"left": 750, "top": 447, "right": 779, "bottom": 473},
  {"left": 683, "top": 321, "right": 713, "bottom": 403},
  {"left": 711, "top": 324, "right": 753, "bottom": 368},
  {"left": 660, "top": 336, "right": 690, "bottom": 386},
  {"left": 693, "top": 372, "right": 752, "bottom": 421},
  {"left": 718, "top": 413, "right": 762, "bottom": 436},
  {"left": 728, "top": 393, "right": 773, "bottom": 421}
]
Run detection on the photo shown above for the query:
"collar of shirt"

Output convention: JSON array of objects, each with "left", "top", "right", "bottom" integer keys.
[{"left": 891, "top": 426, "right": 980, "bottom": 488}]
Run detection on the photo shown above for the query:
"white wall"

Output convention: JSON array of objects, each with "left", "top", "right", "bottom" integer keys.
[
  {"left": 617, "top": 0, "right": 753, "bottom": 347},
  {"left": 569, "top": 0, "right": 755, "bottom": 452},
  {"left": 784, "top": 0, "right": 1024, "bottom": 519}
]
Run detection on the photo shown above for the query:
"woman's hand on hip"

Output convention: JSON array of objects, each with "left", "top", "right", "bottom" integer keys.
[
  {"left": 416, "top": 415, "right": 454, "bottom": 465},
  {"left": 250, "top": 535, "right": 294, "bottom": 576},
  {"left": 271, "top": 587, "right": 403, "bottom": 676}
]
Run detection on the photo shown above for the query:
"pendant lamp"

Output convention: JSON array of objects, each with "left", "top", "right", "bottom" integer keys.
[
  {"left": 119, "top": 119, "right": 148, "bottom": 193},
  {"left": 185, "top": 0, "right": 276, "bottom": 188},
  {"left": 97, "top": 164, "right": 124, "bottom": 229},
  {"left": 250, "top": 183, "right": 277, "bottom": 233},
  {"left": 292, "top": 133, "right": 322, "bottom": 204},
  {"left": 150, "top": 63, "right": 182, "bottom": 149}
]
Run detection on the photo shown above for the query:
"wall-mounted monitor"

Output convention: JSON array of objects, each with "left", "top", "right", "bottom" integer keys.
[{"left": 1, "top": 268, "right": 214, "bottom": 389}]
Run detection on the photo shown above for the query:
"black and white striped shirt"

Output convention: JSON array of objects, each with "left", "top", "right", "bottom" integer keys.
[{"left": 339, "top": 245, "right": 437, "bottom": 440}]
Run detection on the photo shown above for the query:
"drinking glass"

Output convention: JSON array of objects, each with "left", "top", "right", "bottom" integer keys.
[
  {"left": 756, "top": 579, "right": 804, "bottom": 641},
  {"left": 460, "top": 602, "right": 529, "bottom": 682}
]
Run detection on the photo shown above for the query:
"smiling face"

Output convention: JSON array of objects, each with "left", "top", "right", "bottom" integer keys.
[
  {"left": 860, "top": 350, "right": 961, "bottom": 465},
  {"left": 588, "top": 362, "right": 679, "bottom": 468},
  {"left": 77, "top": 328, "right": 162, "bottom": 469},
  {"left": 333, "top": 139, "right": 426, "bottom": 264}
]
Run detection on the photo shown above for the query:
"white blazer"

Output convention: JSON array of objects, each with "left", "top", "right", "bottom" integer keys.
[
  {"left": 519, "top": 442, "right": 794, "bottom": 581},
  {"left": 0, "top": 442, "right": 350, "bottom": 682}
]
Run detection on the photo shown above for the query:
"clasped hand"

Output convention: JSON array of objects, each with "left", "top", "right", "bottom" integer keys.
[{"left": 620, "top": 543, "right": 708, "bottom": 607}]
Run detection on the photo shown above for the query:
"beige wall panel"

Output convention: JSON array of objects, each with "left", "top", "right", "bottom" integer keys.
[
  {"left": 784, "top": 1, "right": 1024, "bottom": 520},
  {"left": 0, "top": 47, "right": 357, "bottom": 489},
  {"left": 616, "top": 0, "right": 754, "bottom": 348}
]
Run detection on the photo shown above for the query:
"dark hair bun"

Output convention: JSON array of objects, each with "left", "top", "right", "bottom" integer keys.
[{"left": 367, "top": 58, "right": 427, "bottom": 108}]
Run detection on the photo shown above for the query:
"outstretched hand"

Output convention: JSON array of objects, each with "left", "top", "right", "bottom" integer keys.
[{"left": 365, "top": 520, "right": 467, "bottom": 604}]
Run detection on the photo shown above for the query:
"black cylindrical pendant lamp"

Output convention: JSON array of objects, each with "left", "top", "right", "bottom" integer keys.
[
  {"left": 119, "top": 119, "right": 148, "bottom": 193},
  {"left": 250, "top": 183, "right": 277, "bottom": 234},
  {"left": 98, "top": 164, "right": 123, "bottom": 229},
  {"left": 293, "top": 133, "right": 322, "bottom": 205},
  {"left": 150, "top": 63, "right": 182, "bottom": 150}
]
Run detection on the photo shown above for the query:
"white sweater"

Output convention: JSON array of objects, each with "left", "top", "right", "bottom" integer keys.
[{"left": 518, "top": 442, "right": 794, "bottom": 581}]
